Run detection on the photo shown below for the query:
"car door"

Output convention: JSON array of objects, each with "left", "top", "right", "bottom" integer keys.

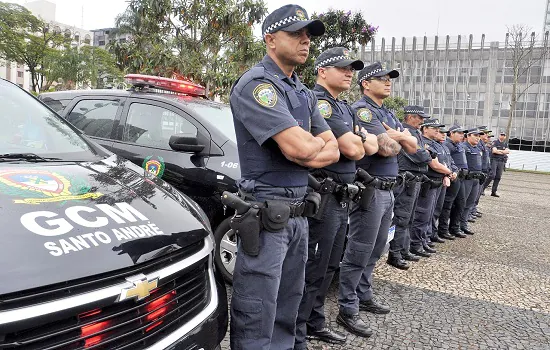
[
  {"left": 111, "top": 98, "right": 216, "bottom": 197},
  {"left": 61, "top": 96, "right": 125, "bottom": 151}
]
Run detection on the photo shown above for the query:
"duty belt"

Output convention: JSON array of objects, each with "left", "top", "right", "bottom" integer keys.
[
  {"left": 465, "top": 171, "right": 483, "bottom": 180},
  {"left": 371, "top": 178, "right": 397, "bottom": 191}
]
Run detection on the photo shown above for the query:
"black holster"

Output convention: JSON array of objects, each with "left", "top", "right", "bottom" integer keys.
[
  {"left": 359, "top": 184, "right": 376, "bottom": 209},
  {"left": 420, "top": 181, "right": 431, "bottom": 198},
  {"left": 303, "top": 192, "right": 321, "bottom": 218},
  {"left": 405, "top": 178, "right": 417, "bottom": 196},
  {"left": 230, "top": 205, "right": 262, "bottom": 257}
]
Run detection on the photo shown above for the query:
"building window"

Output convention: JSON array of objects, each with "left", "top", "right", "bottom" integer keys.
[
  {"left": 99, "top": 41, "right": 105, "bottom": 46},
  {"left": 17, "top": 71, "right": 23, "bottom": 78}
]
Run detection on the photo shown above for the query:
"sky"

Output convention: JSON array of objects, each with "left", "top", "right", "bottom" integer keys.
[{"left": 13, "top": 0, "right": 547, "bottom": 43}]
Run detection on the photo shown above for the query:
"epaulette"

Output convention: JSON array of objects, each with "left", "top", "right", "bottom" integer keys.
[{"left": 232, "top": 66, "right": 266, "bottom": 93}]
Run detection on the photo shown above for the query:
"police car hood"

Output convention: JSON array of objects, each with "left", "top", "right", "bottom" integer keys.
[{"left": 0, "top": 155, "right": 210, "bottom": 295}]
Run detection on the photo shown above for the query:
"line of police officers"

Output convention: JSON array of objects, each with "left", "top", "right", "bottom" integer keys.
[{"left": 226, "top": 4, "right": 509, "bottom": 349}]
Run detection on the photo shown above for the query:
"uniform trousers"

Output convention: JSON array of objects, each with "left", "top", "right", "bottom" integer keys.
[
  {"left": 411, "top": 181, "right": 440, "bottom": 249},
  {"left": 430, "top": 185, "right": 446, "bottom": 240},
  {"left": 460, "top": 178, "right": 479, "bottom": 230},
  {"left": 491, "top": 159, "right": 506, "bottom": 194},
  {"left": 230, "top": 181, "right": 308, "bottom": 350},
  {"left": 439, "top": 177, "right": 465, "bottom": 235},
  {"left": 389, "top": 179, "right": 421, "bottom": 259},
  {"left": 338, "top": 188, "right": 394, "bottom": 315},
  {"left": 294, "top": 194, "right": 348, "bottom": 350}
]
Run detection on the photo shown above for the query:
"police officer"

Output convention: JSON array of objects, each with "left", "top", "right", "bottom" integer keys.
[
  {"left": 411, "top": 118, "right": 453, "bottom": 250},
  {"left": 437, "top": 125, "right": 468, "bottom": 239},
  {"left": 471, "top": 126, "right": 492, "bottom": 219},
  {"left": 490, "top": 132, "right": 510, "bottom": 197},
  {"left": 338, "top": 62, "right": 417, "bottom": 338},
  {"left": 460, "top": 128, "right": 483, "bottom": 235},
  {"left": 295, "top": 47, "right": 376, "bottom": 349},
  {"left": 390, "top": 106, "right": 433, "bottom": 260},
  {"left": 430, "top": 125, "right": 458, "bottom": 243},
  {"left": 229, "top": 5, "right": 340, "bottom": 349}
]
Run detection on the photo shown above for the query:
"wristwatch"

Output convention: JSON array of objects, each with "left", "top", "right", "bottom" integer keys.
[{"left": 354, "top": 131, "right": 367, "bottom": 143}]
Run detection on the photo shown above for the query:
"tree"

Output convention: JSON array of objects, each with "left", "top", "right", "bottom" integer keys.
[
  {"left": 297, "top": 9, "right": 378, "bottom": 89},
  {"left": 111, "top": 0, "right": 267, "bottom": 99},
  {"left": 0, "top": 2, "right": 66, "bottom": 92},
  {"left": 383, "top": 96, "right": 408, "bottom": 121},
  {"left": 503, "top": 25, "right": 549, "bottom": 140}
]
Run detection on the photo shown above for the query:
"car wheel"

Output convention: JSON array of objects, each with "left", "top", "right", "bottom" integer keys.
[{"left": 214, "top": 217, "right": 236, "bottom": 284}]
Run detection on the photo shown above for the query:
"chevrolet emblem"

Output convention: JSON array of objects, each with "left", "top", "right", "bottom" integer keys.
[{"left": 119, "top": 274, "right": 159, "bottom": 302}]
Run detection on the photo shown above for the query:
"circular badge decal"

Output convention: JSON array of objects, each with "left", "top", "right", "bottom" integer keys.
[
  {"left": 296, "top": 9, "right": 307, "bottom": 21},
  {"left": 253, "top": 83, "right": 277, "bottom": 108},
  {"left": 142, "top": 155, "right": 165, "bottom": 178},
  {"left": 317, "top": 100, "right": 332, "bottom": 119},
  {"left": 357, "top": 108, "right": 372, "bottom": 123}
]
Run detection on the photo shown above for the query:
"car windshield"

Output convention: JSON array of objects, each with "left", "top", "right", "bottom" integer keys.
[
  {"left": 0, "top": 80, "right": 97, "bottom": 161},
  {"left": 186, "top": 103, "right": 236, "bottom": 143}
]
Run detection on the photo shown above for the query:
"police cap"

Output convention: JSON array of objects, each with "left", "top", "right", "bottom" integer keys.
[
  {"left": 357, "top": 62, "right": 399, "bottom": 85},
  {"left": 449, "top": 125, "right": 466, "bottom": 133},
  {"left": 404, "top": 105, "right": 429, "bottom": 118},
  {"left": 422, "top": 118, "right": 445, "bottom": 127},
  {"left": 262, "top": 4, "right": 325, "bottom": 38},
  {"left": 314, "top": 47, "right": 364, "bottom": 74},
  {"left": 466, "top": 128, "right": 482, "bottom": 135}
]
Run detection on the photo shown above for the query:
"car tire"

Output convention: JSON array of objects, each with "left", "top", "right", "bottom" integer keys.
[{"left": 214, "top": 217, "right": 236, "bottom": 284}]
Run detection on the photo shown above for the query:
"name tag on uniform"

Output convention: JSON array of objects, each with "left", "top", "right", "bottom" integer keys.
[{"left": 387, "top": 225, "right": 396, "bottom": 244}]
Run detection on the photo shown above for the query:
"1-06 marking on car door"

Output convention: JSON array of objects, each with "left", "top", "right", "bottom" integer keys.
[{"left": 220, "top": 161, "right": 239, "bottom": 169}]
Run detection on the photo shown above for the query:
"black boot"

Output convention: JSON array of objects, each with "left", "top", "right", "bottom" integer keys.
[
  {"left": 387, "top": 256, "right": 410, "bottom": 270},
  {"left": 359, "top": 298, "right": 390, "bottom": 314},
  {"left": 439, "top": 232, "right": 456, "bottom": 240},
  {"left": 402, "top": 252, "right": 421, "bottom": 262},
  {"left": 306, "top": 327, "right": 347, "bottom": 344},
  {"left": 336, "top": 312, "right": 373, "bottom": 338}
]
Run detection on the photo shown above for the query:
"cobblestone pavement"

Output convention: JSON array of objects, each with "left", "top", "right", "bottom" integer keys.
[{"left": 220, "top": 171, "right": 550, "bottom": 349}]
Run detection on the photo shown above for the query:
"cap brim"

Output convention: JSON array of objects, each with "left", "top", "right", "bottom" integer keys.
[
  {"left": 281, "top": 19, "right": 325, "bottom": 36},
  {"left": 450, "top": 129, "right": 466, "bottom": 133},
  {"left": 439, "top": 128, "right": 450, "bottom": 133},
  {"left": 373, "top": 69, "right": 399, "bottom": 78},
  {"left": 333, "top": 59, "right": 364, "bottom": 70}
]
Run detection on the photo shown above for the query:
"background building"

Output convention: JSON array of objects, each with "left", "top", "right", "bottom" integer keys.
[
  {"left": 91, "top": 28, "right": 131, "bottom": 48},
  {"left": 365, "top": 33, "right": 550, "bottom": 152}
]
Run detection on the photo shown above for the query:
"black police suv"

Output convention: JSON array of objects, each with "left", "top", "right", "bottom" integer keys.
[
  {"left": 0, "top": 78, "right": 228, "bottom": 350},
  {"left": 39, "top": 75, "right": 240, "bottom": 283}
]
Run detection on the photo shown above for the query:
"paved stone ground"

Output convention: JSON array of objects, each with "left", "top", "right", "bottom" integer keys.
[{"left": 221, "top": 171, "right": 550, "bottom": 349}]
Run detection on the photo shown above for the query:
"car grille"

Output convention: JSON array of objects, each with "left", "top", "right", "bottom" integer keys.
[
  {"left": 0, "top": 239, "right": 205, "bottom": 311},
  {"left": 1, "top": 254, "right": 211, "bottom": 350}
]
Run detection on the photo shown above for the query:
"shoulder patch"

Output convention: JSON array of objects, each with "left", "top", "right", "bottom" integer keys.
[
  {"left": 356, "top": 108, "right": 372, "bottom": 123},
  {"left": 253, "top": 83, "right": 277, "bottom": 108},
  {"left": 317, "top": 100, "right": 332, "bottom": 119}
]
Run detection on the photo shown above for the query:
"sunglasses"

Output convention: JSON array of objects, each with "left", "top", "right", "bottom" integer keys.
[
  {"left": 368, "top": 76, "right": 392, "bottom": 82},
  {"left": 323, "top": 65, "right": 354, "bottom": 72}
]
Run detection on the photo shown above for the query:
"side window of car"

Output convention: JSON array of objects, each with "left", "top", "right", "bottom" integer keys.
[
  {"left": 67, "top": 99, "right": 120, "bottom": 138},
  {"left": 123, "top": 103, "right": 198, "bottom": 149},
  {"left": 42, "top": 98, "right": 71, "bottom": 113}
]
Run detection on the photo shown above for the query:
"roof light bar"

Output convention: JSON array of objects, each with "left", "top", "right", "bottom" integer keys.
[{"left": 124, "top": 74, "right": 206, "bottom": 97}]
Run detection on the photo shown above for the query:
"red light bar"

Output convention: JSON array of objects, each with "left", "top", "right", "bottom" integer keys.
[{"left": 125, "top": 74, "right": 206, "bottom": 96}]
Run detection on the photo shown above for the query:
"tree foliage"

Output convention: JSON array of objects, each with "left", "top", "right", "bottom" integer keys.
[
  {"left": 111, "top": 0, "right": 267, "bottom": 99},
  {"left": 0, "top": 1, "right": 66, "bottom": 92},
  {"left": 383, "top": 96, "right": 408, "bottom": 121},
  {"left": 297, "top": 9, "right": 378, "bottom": 89}
]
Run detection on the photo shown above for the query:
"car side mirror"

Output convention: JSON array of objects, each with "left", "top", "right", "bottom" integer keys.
[{"left": 169, "top": 134, "right": 206, "bottom": 153}]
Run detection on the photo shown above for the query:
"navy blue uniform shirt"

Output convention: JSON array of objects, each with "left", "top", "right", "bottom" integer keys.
[
  {"left": 351, "top": 95, "right": 399, "bottom": 178},
  {"left": 445, "top": 138, "right": 468, "bottom": 169},
  {"left": 424, "top": 136, "right": 446, "bottom": 179},
  {"left": 442, "top": 142, "right": 458, "bottom": 173},
  {"left": 463, "top": 141, "right": 483, "bottom": 172},
  {"left": 478, "top": 142, "right": 490, "bottom": 172},
  {"left": 491, "top": 139, "right": 508, "bottom": 160},
  {"left": 398, "top": 123, "right": 432, "bottom": 174},
  {"left": 230, "top": 55, "right": 330, "bottom": 188},
  {"left": 311, "top": 84, "right": 356, "bottom": 183}
]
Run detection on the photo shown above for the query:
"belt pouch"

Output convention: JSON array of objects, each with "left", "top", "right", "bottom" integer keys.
[
  {"left": 420, "top": 181, "right": 431, "bottom": 197},
  {"left": 406, "top": 180, "right": 416, "bottom": 196},
  {"left": 261, "top": 200, "right": 290, "bottom": 232}
]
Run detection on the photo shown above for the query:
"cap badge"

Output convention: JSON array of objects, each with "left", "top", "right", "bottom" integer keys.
[
  {"left": 381, "top": 62, "right": 387, "bottom": 70},
  {"left": 343, "top": 49, "right": 350, "bottom": 58},
  {"left": 296, "top": 9, "right": 307, "bottom": 21}
]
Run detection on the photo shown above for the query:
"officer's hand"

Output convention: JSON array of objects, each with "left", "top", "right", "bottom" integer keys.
[
  {"left": 451, "top": 172, "right": 458, "bottom": 181},
  {"left": 360, "top": 127, "right": 368, "bottom": 135},
  {"left": 402, "top": 128, "right": 412, "bottom": 137},
  {"left": 443, "top": 176, "right": 451, "bottom": 187},
  {"left": 382, "top": 122, "right": 400, "bottom": 137}
]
